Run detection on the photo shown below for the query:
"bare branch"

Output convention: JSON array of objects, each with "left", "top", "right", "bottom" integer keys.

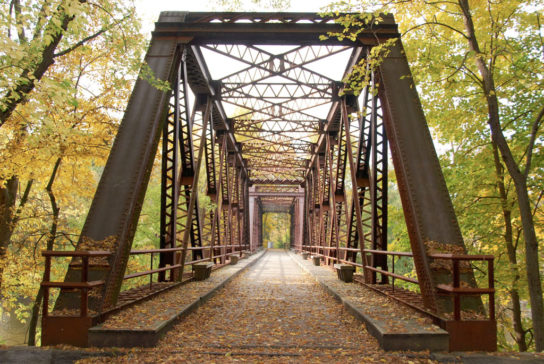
[
  {"left": 53, "top": 14, "right": 131, "bottom": 58},
  {"left": 434, "top": 51, "right": 469, "bottom": 83},
  {"left": 523, "top": 104, "right": 544, "bottom": 179},
  {"left": 533, "top": 190, "right": 543, "bottom": 218},
  {"left": 402, "top": 21, "right": 469, "bottom": 39}
]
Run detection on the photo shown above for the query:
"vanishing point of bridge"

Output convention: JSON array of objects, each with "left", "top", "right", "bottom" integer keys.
[{"left": 40, "top": 12, "right": 496, "bottom": 352}]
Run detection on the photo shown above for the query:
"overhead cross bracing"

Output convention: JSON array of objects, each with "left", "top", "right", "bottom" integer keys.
[
  {"left": 151, "top": 11, "right": 398, "bottom": 188},
  {"left": 198, "top": 43, "right": 355, "bottom": 185}
]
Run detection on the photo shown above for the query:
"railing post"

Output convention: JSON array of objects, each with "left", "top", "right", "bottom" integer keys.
[
  {"left": 150, "top": 252, "right": 154, "bottom": 290},
  {"left": 488, "top": 258, "right": 495, "bottom": 320},
  {"left": 392, "top": 255, "right": 395, "bottom": 292},
  {"left": 81, "top": 256, "right": 89, "bottom": 318},
  {"left": 371, "top": 252, "right": 377, "bottom": 284},
  {"left": 209, "top": 242, "right": 214, "bottom": 263},
  {"left": 453, "top": 259, "right": 460, "bottom": 321},
  {"left": 43, "top": 255, "right": 51, "bottom": 318}
]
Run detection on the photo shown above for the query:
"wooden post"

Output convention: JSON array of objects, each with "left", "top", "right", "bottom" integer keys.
[{"left": 453, "top": 259, "right": 460, "bottom": 321}]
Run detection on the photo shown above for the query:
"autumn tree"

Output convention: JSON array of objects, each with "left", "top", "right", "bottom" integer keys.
[
  {"left": 263, "top": 212, "right": 291, "bottom": 249},
  {"left": 0, "top": 0, "right": 142, "bottom": 292},
  {"left": 0, "top": 1, "right": 145, "bottom": 344},
  {"left": 326, "top": 0, "right": 544, "bottom": 351}
]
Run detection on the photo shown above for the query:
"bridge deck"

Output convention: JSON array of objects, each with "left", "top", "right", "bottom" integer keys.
[{"left": 80, "top": 250, "right": 447, "bottom": 362}]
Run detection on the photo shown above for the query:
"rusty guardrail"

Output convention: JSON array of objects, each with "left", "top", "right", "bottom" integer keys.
[
  {"left": 300, "top": 244, "right": 496, "bottom": 351},
  {"left": 41, "top": 243, "right": 248, "bottom": 317}
]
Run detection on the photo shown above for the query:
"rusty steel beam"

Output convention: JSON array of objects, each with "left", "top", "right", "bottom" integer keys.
[
  {"left": 54, "top": 39, "right": 181, "bottom": 314},
  {"left": 158, "top": 63, "right": 182, "bottom": 281},
  {"left": 377, "top": 41, "right": 481, "bottom": 313},
  {"left": 248, "top": 192, "right": 304, "bottom": 198},
  {"left": 153, "top": 12, "right": 398, "bottom": 45}
]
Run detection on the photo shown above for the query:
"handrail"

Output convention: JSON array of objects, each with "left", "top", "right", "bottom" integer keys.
[
  {"left": 41, "top": 251, "right": 103, "bottom": 319},
  {"left": 125, "top": 243, "right": 249, "bottom": 287},
  {"left": 42, "top": 250, "right": 112, "bottom": 257},
  {"left": 300, "top": 245, "right": 495, "bottom": 321},
  {"left": 428, "top": 253, "right": 494, "bottom": 261},
  {"left": 40, "top": 242, "right": 251, "bottom": 319}
]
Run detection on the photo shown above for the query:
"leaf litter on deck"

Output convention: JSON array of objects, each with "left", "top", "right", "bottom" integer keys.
[{"left": 77, "top": 251, "right": 438, "bottom": 363}]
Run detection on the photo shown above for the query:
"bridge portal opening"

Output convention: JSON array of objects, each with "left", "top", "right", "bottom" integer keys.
[{"left": 262, "top": 213, "right": 290, "bottom": 249}]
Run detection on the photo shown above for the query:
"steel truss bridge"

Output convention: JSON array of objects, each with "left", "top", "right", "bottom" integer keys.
[{"left": 41, "top": 12, "right": 496, "bottom": 351}]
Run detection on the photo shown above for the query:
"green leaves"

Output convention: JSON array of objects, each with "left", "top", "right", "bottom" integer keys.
[
  {"left": 139, "top": 62, "right": 171, "bottom": 92},
  {"left": 0, "top": 0, "right": 147, "bottom": 340}
]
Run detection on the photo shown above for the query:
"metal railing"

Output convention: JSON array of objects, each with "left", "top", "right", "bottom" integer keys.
[
  {"left": 300, "top": 244, "right": 495, "bottom": 321},
  {"left": 41, "top": 243, "right": 249, "bottom": 318},
  {"left": 42, "top": 251, "right": 111, "bottom": 318}
]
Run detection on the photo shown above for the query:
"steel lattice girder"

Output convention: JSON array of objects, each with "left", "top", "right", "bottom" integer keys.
[{"left": 52, "top": 11, "right": 482, "bottom": 332}]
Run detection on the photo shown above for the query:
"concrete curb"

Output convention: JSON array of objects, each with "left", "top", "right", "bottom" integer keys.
[
  {"left": 0, "top": 346, "right": 116, "bottom": 364},
  {"left": 288, "top": 251, "right": 449, "bottom": 352},
  {"left": 88, "top": 250, "right": 267, "bottom": 347}
]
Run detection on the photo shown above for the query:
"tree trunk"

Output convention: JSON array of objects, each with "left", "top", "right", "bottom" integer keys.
[
  {"left": 492, "top": 143, "right": 527, "bottom": 351},
  {"left": 459, "top": 0, "right": 543, "bottom": 351},
  {"left": 0, "top": 176, "right": 18, "bottom": 292},
  {"left": 28, "top": 158, "right": 61, "bottom": 346},
  {"left": 0, "top": 179, "right": 33, "bottom": 292}
]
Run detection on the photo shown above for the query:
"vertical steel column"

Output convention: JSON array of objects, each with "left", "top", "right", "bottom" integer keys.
[
  {"left": 236, "top": 167, "right": 243, "bottom": 254},
  {"left": 333, "top": 112, "right": 348, "bottom": 265},
  {"left": 201, "top": 96, "right": 219, "bottom": 262},
  {"left": 178, "top": 95, "right": 205, "bottom": 263},
  {"left": 305, "top": 172, "right": 312, "bottom": 253},
  {"left": 312, "top": 163, "right": 320, "bottom": 256},
  {"left": 297, "top": 193, "right": 305, "bottom": 251},
  {"left": 225, "top": 154, "right": 236, "bottom": 257},
  {"left": 176, "top": 97, "right": 211, "bottom": 276},
  {"left": 256, "top": 198, "right": 263, "bottom": 248},
  {"left": 249, "top": 186, "right": 256, "bottom": 251},
  {"left": 159, "top": 61, "right": 181, "bottom": 281},
  {"left": 317, "top": 153, "right": 327, "bottom": 257},
  {"left": 343, "top": 94, "right": 371, "bottom": 280},
  {"left": 326, "top": 132, "right": 339, "bottom": 266},
  {"left": 369, "top": 71, "right": 388, "bottom": 284},
  {"left": 232, "top": 165, "right": 240, "bottom": 255},
  {"left": 241, "top": 172, "right": 250, "bottom": 252},
  {"left": 219, "top": 136, "right": 230, "bottom": 263},
  {"left": 173, "top": 60, "right": 196, "bottom": 269},
  {"left": 215, "top": 133, "right": 228, "bottom": 263},
  {"left": 303, "top": 176, "right": 311, "bottom": 252},
  {"left": 290, "top": 205, "right": 295, "bottom": 249}
]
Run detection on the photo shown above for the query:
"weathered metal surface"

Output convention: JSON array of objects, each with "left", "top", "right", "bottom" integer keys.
[
  {"left": 446, "top": 320, "right": 497, "bottom": 352},
  {"left": 55, "top": 38, "right": 181, "bottom": 313},
  {"left": 42, "top": 316, "right": 94, "bottom": 347},
  {"left": 377, "top": 41, "right": 481, "bottom": 312},
  {"left": 154, "top": 12, "right": 398, "bottom": 45}
]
